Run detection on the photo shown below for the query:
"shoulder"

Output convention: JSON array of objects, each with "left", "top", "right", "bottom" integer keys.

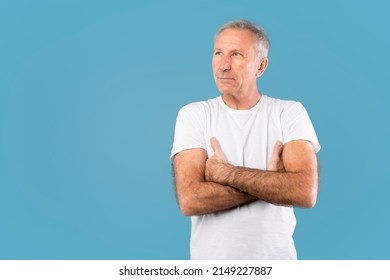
[
  {"left": 262, "top": 95, "right": 306, "bottom": 117},
  {"left": 263, "top": 95, "right": 302, "bottom": 110},
  {"left": 178, "top": 97, "right": 219, "bottom": 117}
]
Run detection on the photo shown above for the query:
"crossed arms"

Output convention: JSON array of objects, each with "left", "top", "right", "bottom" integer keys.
[{"left": 173, "top": 138, "right": 319, "bottom": 216}]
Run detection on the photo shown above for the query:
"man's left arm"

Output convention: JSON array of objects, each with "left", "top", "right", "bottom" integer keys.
[{"left": 205, "top": 139, "right": 319, "bottom": 208}]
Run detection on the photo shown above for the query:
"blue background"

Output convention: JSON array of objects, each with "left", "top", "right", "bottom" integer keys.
[{"left": 1, "top": 0, "right": 389, "bottom": 259}]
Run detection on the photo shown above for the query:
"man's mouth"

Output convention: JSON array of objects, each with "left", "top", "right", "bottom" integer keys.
[{"left": 217, "top": 77, "right": 235, "bottom": 81}]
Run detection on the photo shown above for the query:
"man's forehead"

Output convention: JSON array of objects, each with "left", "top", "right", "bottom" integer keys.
[{"left": 214, "top": 28, "right": 256, "bottom": 49}]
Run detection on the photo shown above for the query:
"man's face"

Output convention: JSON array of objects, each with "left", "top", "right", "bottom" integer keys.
[{"left": 212, "top": 28, "right": 262, "bottom": 98}]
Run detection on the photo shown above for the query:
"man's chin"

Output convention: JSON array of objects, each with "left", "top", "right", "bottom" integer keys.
[{"left": 216, "top": 85, "right": 236, "bottom": 96}]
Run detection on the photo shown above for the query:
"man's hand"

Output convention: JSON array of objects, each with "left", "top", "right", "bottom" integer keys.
[
  {"left": 268, "top": 141, "right": 285, "bottom": 172},
  {"left": 205, "top": 137, "right": 230, "bottom": 183}
]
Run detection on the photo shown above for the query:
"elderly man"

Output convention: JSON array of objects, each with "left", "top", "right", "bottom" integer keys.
[{"left": 171, "top": 19, "right": 320, "bottom": 260}]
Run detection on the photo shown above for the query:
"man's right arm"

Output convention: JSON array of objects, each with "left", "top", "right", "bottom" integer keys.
[{"left": 173, "top": 148, "right": 256, "bottom": 216}]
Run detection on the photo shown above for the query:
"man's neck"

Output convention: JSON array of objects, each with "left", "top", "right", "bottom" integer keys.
[{"left": 221, "top": 92, "right": 262, "bottom": 110}]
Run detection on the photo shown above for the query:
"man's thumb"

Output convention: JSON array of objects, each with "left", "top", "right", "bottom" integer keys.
[
  {"left": 210, "top": 137, "right": 221, "bottom": 153},
  {"left": 273, "top": 141, "right": 283, "bottom": 156}
]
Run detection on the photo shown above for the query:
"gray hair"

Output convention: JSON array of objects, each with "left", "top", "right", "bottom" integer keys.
[{"left": 215, "top": 19, "right": 270, "bottom": 59}]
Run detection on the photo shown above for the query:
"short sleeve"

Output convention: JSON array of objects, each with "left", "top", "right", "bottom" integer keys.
[
  {"left": 281, "top": 102, "right": 321, "bottom": 153},
  {"left": 170, "top": 103, "right": 207, "bottom": 159}
]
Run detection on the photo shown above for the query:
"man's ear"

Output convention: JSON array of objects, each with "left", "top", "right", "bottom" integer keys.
[{"left": 256, "top": 58, "right": 269, "bottom": 78}]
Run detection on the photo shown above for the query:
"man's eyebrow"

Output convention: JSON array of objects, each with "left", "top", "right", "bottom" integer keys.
[{"left": 229, "top": 49, "right": 247, "bottom": 56}]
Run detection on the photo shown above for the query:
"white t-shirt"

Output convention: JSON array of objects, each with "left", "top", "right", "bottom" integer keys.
[{"left": 171, "top": 95, "right": 321, "bottom": 260}]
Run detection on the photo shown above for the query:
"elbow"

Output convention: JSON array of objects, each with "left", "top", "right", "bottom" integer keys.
[
  {"left": 300, "top": 182, "right": 318, "bottom": 208},
  {"left": 178, "top": 196, "right": 195, "bottom": 216},
  {"left": 180, "top": 206, "right": 193, "bottom": 217},
  {"left": 296, "top": 169, "right": 319, "bottom": 208},
  {"left": 176, "top": 182, "right": 202, "bottom": 216},
  {"left": 302, "top": 193, "right": 316, "bottom": 208},
  {"left": 178, "top": 194, "right": 206, "bottom": 216},
  {"left": 181, "top": 210, "right": 193, "bottom": 217}
]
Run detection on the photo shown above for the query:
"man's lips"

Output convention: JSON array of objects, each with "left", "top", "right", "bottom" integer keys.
[{"left": 217, "top": 77, "right": 235, "bottom": 81}]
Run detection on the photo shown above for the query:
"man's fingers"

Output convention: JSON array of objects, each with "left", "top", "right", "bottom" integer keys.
[
  {"left": 210, "top": 137, "right": 222, "bottom": 153},
  {"left": 272, "top": 141, "right": 283, "bottom": 157},
  {"left": 268, "top": 141, "right": 284, "bottom": 171},
  {"left": 210, "top": 137, "right": 227, "bottom": 162}
]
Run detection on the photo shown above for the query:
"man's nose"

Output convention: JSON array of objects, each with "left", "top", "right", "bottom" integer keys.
[{"left": 220, "top": 57, "right": 231, "bottom": 71}]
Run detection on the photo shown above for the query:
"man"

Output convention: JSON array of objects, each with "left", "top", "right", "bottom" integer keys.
[{"left": 171, "top": 19, "right": 320, "bottom": 260}]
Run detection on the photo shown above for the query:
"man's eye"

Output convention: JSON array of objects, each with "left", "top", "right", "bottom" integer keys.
[
  {"left": 214, "top": 51, "right": 222, "bottom": 56},
  {"left": 232, "top": 52, "right": 242, "bottom": 57}
]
